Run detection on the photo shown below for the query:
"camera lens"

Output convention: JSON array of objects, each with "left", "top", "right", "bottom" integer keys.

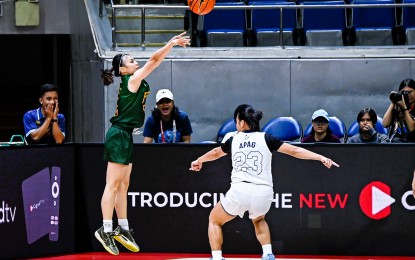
[{"left": 389, "top": 91, "right": 403, "bottom": 104}]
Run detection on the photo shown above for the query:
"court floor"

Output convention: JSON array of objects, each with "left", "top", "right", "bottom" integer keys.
[{"left": 28, "top": 252, "right": 415, "bottom": 260}]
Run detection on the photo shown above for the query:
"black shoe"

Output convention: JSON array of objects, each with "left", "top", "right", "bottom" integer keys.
[
  {"left": 94, "top": 226, "right": 119, "bottom": 255},
  {"left": 113, "top": 225, "right": 140, "bottom": 252}
]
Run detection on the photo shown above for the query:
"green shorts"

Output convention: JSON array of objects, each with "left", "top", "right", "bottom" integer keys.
[{"left": 104, "top": 125, "right": 133, "bottom": 165}]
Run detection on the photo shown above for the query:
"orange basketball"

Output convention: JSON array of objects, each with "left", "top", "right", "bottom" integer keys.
[{"left": 188, "top": 0, "right": 216, "bottom": 15}]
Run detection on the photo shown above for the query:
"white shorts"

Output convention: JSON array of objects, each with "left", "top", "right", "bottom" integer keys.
[{"left": 221, "top": 182, "right": 273, "bottom": 219}]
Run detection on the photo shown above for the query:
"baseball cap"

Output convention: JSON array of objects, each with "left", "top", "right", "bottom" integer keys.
[
  {"left": 311, "top": 109, "right": 330, "bottom": 122},
  {"left": 156, "top": 89, "right": 174, "bottom": 103}
]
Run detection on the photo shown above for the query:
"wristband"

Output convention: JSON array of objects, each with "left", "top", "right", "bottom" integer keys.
[{"left": 51, "top": 119, "right": 58, "bottom": 123}]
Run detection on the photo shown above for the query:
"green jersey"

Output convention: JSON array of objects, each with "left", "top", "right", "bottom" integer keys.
[{"left": 110, "top": 75, "right": 150, "bottom": 129}]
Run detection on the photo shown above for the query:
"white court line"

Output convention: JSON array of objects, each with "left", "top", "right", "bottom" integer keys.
[{"left": 169, "top": 258, "right": 332, "bottom": 260}]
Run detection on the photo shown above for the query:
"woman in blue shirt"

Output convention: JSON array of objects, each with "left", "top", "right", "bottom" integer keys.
[{"left": 143, "top": 89, "right": 193, "bottom": 143}]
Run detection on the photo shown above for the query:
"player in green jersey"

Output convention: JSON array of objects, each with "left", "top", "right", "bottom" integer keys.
[{"left": 96, "top": 32, "right": 190, "bottom": 255}]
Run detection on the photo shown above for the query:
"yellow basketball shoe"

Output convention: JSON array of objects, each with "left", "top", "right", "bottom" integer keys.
[
  {"left": 94, "top": 226, "right": 119, "bottom": 255},
  {"left": 113, "top": 226, "right": 140, "bottom": 252}
]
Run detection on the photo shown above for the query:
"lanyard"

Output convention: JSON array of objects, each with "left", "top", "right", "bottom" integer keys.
[
  {"left": 35, "top": 107, "right": 43, "bottom": 126},
  {"left": 160, "top": 119, "right": 176, "bottom": 143}
]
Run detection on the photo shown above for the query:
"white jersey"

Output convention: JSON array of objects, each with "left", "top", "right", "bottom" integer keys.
[
  {"left": 221, "top": 131, "right": 237, "bottom": 143},
  {"left": 227, "top": 131, "right": 275, "bottom": 187}
]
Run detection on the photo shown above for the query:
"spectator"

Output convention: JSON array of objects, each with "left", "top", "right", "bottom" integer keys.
[
  {"left": 382, "top": 78, "right": 415, "bottom": 142},
  {"left": 301, "top": 109, "right": 341, "bottom": 143},
  {"left": 347, "top": 108, "right": 389, "bottom": 143},
  {"left": 143, "top": 89, "right": 192, "bottom": 143},
  {"left": 23, "top": 84, "right": 65, "bottom": 144}
]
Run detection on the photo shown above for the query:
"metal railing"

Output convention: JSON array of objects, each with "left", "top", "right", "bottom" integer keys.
[{"left": 99, "top": 1, "right": 415, "bottom": 49}]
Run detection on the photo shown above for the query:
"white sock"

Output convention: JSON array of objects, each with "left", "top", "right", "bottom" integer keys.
[
  {"left": 262, "top": 244, "right": 273, "bottom": 256},
  {"left": 211, "top": 250, "right": 222, "bottom": 260},
  {"left": 118, "top": 218, "right": 129, "bottom": 230},
  {"left": 103, "top": 219, "right": 113, "bottom": 233}
]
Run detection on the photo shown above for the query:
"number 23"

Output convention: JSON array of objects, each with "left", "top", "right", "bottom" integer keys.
[{"left": 233, "top": 151, "right": 263, "bottom": 174}]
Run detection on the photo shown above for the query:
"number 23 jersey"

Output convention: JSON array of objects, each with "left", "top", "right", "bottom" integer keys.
[{"left": 221, "top": 131, "right": 283, "bottom": 187}]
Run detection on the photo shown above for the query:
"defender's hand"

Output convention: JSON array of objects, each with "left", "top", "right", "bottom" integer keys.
[
  {"left": 189, "top": 159, "right": 202, "bottom": 171},
  {"left": 320, "top": 157, "right": 339, "bottom": 169}
]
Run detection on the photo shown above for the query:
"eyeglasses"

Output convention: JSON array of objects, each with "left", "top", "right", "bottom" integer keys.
[{"left": 313, "top": 120, "right": 328, "bottom": 125}]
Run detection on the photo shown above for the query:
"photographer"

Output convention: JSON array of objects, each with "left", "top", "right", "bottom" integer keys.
[{"left": 382, "top": 78, "right": 415, "bottom": 142}]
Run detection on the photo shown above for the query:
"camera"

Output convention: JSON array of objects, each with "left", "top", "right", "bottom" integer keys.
[{"left": 389, "top": 91, "right": 410, "bottom": 104}]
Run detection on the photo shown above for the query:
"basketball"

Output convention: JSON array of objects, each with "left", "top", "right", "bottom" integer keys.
[{"left": 188, "top": 0, "right": 216, "bottom": 15}]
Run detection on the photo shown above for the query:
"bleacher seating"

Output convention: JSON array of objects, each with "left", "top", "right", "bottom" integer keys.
[
  {"left": 351, "top": 0, "right": 397, "bottom": 45},
  {"left": 298, "top": 0, "right": 342, "bottom": 1},
  {"left": 197, "top": 2, "right": 248, "bottom": 47},
  {"left": 301, "top": 1, "right": 348, "bottom": 46},
  {"left": 402, "top": 0, "right": 415, "bottom": 44},
  {"left": 249, "top": 1, "right": 297, "bottom": 46},
  {"left": 194, "top": 0, "right": 409, "bottom": 47},
  {"left": 216, "top": 118, "right": 237, "bottom": 142},
  {"left": 261, "top": 117, "right": 303, "bottom": 142}
]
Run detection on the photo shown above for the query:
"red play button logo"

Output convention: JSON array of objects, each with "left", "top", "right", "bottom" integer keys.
[{"left": 359, "top": 181, "right": 396, "bottom": 220}]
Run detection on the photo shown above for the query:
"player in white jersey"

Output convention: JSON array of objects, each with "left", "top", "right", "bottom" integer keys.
[{"left": 190, "top": 104, "right": 339, "bottom": 260}]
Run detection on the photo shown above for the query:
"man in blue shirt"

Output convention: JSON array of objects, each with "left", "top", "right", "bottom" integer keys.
[
  {"left": 23, "top": 84, "right": 65, "bottom": 144},
  {"left": 143, "top": 89, "right": 192, "bottom": 143}
]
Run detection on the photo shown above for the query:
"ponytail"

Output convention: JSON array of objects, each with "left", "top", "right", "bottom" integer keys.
[
  {"left": 102, "top": 54, "right": 127, "bottom": 85},
  {"left": 233, "top": 104, "right": 263, "bottom": 131},
  {"left": 101, "top": 68, "right": 114, "bottom": 86}
]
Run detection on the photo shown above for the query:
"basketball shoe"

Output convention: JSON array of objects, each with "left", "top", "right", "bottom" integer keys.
[
  {"left": 262, "top": 254, "right": 276, "bottom": 260},
  {"left": 94, "top": 226, "right": 119, "bottom": 255},
  {"left": 113, "top": 225, "right": 140, "bottom": 252}
]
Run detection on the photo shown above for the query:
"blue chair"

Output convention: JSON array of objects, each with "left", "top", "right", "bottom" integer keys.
[
  {"left": 299, "top": 0, "right": 345, "bottom": 1},
  {"left": 351, "top": 0, "right": 397, "bottom": 45},
  {"left": 216, "top": 118, "right": 237, "bottom": 142},
  {"left": 198, "top": 2, "right": 247, "bottom": 47},
  {"left": 304, "top": 116, "right": 347, "bottom": 142},
  {"left": 249, "top": 1, "right": 297, "bottom": 46},
  {"left": 402, "top": 0, "right": 415, "bottom": 44},
  {"left": 347, "top": 116, "right": 389, "bottom": 137},
  {"left": 261, "top": 117, "right": 303, "bottom": 142},
  {"left": 199, "top": 140, "right": 218, "bottom": 143},
  {"left": 301, "top": 1, "right": 347, "bottom": 46}
]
